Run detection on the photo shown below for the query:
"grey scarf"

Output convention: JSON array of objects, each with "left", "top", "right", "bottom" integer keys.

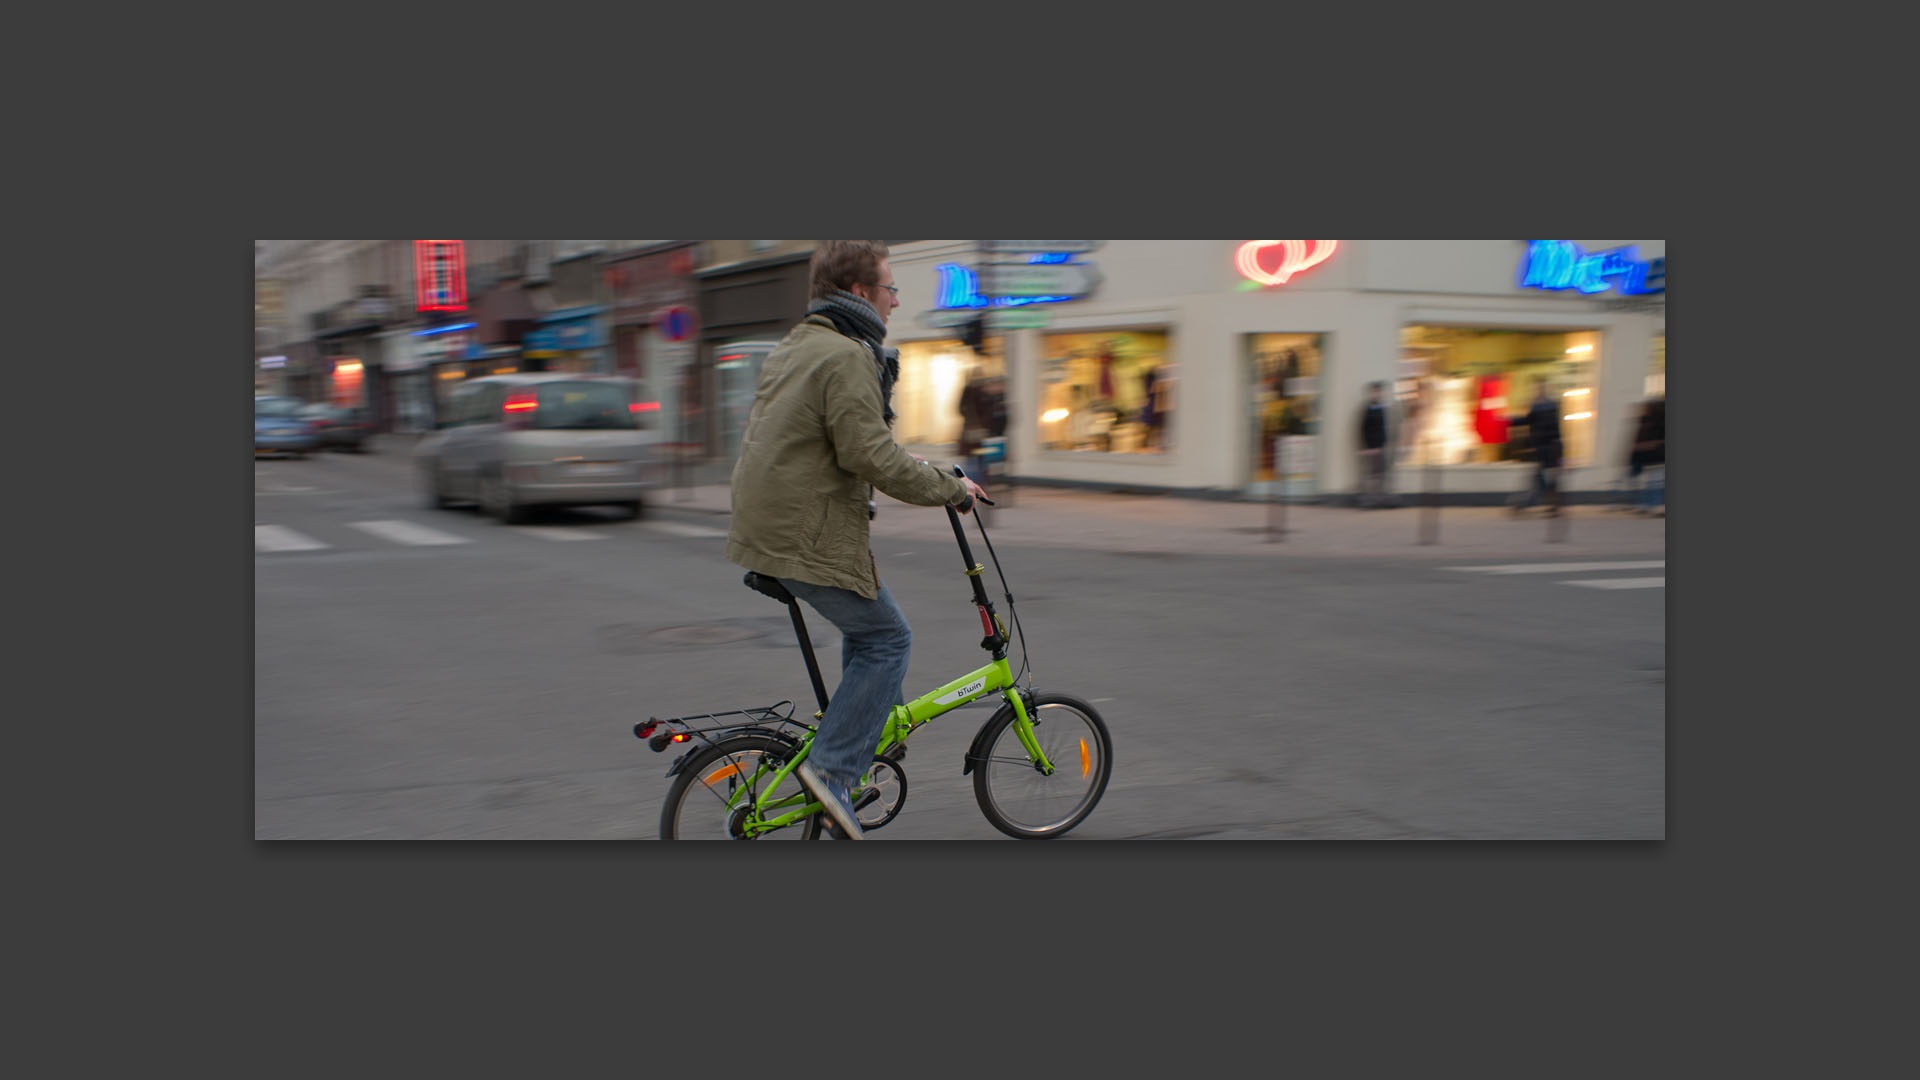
[{"left": 808, "top": 288, "right": 899, "bottom": 427}]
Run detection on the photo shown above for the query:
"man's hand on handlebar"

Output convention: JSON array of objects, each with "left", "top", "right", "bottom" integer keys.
[{"left": 951, "top": 466, "right": 992, "bottom": 514}]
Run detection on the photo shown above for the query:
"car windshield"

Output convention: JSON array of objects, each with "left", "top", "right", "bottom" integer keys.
[
  {"left": 531, "top": 381, "right": 643, "bottom": 430},
  {"left": 256, "top": 398, "right": 304, "bottom": 418}
]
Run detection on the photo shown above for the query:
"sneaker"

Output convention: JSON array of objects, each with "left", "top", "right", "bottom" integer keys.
[{"left": 797, "top": 762, "right": 864, "bottom": 840}]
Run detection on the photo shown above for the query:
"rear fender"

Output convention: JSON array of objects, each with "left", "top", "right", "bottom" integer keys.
[{"left": 664, "top": 725, "right": 807, "bottom": 778}]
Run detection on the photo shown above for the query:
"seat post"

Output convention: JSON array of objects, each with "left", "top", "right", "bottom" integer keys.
[{"left": 787, "top": 602, "right": 831, "bottom": 713}]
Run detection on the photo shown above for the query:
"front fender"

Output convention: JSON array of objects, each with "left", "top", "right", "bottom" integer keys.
[{"left": 962, "top": 689, "right": 1035, "bottom": 776}]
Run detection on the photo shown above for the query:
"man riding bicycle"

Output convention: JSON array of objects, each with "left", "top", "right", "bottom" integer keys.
[{"left": 725, "top": 240, "right": 988, "bottom": 839}]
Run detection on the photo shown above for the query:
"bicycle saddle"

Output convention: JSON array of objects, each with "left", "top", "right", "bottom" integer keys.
[{"left": 743, "top": 572, "right": 795, "bottom": 605}]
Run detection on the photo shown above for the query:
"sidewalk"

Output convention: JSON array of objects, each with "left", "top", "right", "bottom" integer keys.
[
  {"left": 651, "top": 479, "right": 1665, "bottom": 561},
  {"left": 374, "top": 434, "right": 1664, "bottom": 560}
]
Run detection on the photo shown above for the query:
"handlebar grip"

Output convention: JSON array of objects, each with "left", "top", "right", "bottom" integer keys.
[{"left": 949, "top": 464, "right": 994, "bottom": 507}]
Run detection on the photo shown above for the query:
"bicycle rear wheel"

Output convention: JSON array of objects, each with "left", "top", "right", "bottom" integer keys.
[
  {"left": 972, "top": 693, "right": 1112, "bottom": 839},
  {"left": 659, "top": 734, "right": 823, "bottom": 840}
]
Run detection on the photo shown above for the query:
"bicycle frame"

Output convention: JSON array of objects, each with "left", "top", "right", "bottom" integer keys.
[
  {"left": 692, "top": 487, "right": 1058, "bottom": 838},
  {"left": 711, "top": 661, "right": 1050, "bottom": 837}
]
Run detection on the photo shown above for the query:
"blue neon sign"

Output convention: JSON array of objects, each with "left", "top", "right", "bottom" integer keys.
[
  {"left": 934, "top": 263, "right": 1080, "bottom": 309},
  {"left": 1520, "top": 241, "right": 1663, "bottom": 295}
]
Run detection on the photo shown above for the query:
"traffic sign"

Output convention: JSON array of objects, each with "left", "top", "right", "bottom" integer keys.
[
  {"left": 987, "top": 308, "right": 1051, "bottom": 330},
  {"left": 919, "top": 309, "right": 981, "bottom": 329},
  {"left": 979, "top": 240, "right": 1105, "bottom": 254},
  {"left": 975, "top": 262, "right": 1104, "bottom": 298},
  {"left": 916, "top": 307, "right": 1053, "bottom": 331},
  {"left": 660, "top": 306, "right": 696, "bottom": 342}
]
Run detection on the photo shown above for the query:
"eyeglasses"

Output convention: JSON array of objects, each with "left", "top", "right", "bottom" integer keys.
[{"left": 872, "top": 283, "right": 899, "bottom": 296}]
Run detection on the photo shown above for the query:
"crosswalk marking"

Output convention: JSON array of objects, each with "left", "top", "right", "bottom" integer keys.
[
  {"left": 347, "top": 520, "right": 472, "bottom": 546},
  {"left": 510, "top": 526, "right": 610, "bottom": 542},
  {"left": 255, "top": 525, "right": 327, "bottom": 552},
  {"left": 254, "top": 517, "right": 743, "bottom": 555},
  {"left": 1445, "top": 561, "right": 1664, "bottom": 575},
  {"left": 1561, "top": 577, "right": 1666, "bottom": 590}
]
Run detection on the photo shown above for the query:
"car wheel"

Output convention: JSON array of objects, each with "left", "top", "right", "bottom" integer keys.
[
  {"left": 480, "top": 471, "right": 531, "bottom": 524},
  {"left": 618, "top": 500, "right": 644, "bottom": 520}
]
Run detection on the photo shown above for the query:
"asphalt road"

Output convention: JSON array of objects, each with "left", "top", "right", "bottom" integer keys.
[{"left": 255, "top": 447, "right": 1665, "bottom": 840}]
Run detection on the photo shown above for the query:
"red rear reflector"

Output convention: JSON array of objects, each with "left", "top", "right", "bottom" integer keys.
[{"left": 630, "top": 402, "right": 661, "bottom": 413}]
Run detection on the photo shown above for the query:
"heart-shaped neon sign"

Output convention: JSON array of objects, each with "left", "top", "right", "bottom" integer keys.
[{"left": 1236, "top": 240, "right": 1339, "bottom": 286}]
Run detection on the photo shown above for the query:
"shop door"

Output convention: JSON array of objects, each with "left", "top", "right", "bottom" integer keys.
[
  {"left": 713, "top": 341, "right": 778, "bottom": 463},
  {"left": 1246, "top": 333, "right": 1325, "bottom": 498}
]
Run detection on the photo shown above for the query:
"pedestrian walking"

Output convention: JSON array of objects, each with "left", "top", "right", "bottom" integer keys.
[
  {"left": 1357, "top": 381, "right": 1395, "bottom": 507},
  {"left": 1632, "top": 397, "right": 1665, "bottom": 516},
  {"left": 1510, "top": 383, "right": 1564, "bottom": 517}
]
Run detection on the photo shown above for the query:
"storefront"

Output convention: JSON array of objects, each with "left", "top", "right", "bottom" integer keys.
[
  {"left": 608, "top": 243, "right": 700, "bottom": 447},
  {"left": 386, "top": 322, "right": 474, "bottom": 432},
  {"left": 523, "top": 306, "right": 608, "bottom": 375},
  {"left": 695, "top": 252, "right": 811, "bottom": 458},
  {"left": 882, "top": 240, "right": 1664, "bottom": 500}
]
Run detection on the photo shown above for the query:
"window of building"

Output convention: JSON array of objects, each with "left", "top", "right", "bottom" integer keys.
[
  {"left": 1647, "top": 333, "right": 1665, "bottom": 399},
  {"left": 1398, "top": 326, "right": 1600, "bottom": 468},
  {"left": 1038, "top": 330, "right": 1172, "bottom": 454},
  {"left": 892, "top": 337, "right": 1002, "bottom": 450}
]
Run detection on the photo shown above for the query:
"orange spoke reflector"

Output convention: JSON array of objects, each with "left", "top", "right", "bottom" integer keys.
[
  {"left": 1079, "top": 739, "right": 1090, "bottom": 778},
  {"left": 702, "top": 763, "right": 743, "bottom": 788}
]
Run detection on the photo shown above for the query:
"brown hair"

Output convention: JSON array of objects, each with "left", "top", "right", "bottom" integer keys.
[{"left": 809, "top": 240, "right": 890, "bottom": 300}]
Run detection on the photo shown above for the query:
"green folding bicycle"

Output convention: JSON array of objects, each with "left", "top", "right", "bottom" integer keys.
[{"left": 637, "top": 469, "right": 1113, "bottom": 840}]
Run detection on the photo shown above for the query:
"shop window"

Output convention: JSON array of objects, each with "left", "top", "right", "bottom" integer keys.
[
  {"left": 1038, "top": 330, "right": 1172, "bottom": 454},
  {"left": 1398, "top": 326, "right": 1600, "bottom": 468},
  {"left": 329, "top": 358, "right": 365, "bottom": 409},
  {"left": 1248, "top": 333, "right": 1326, "bottom": 489},
  {"left": 893, "top": 337, "right": 1002, "bottom": 449},
  {"left": 1647, "top": 334, "right": 1665, "bottom": 399}
]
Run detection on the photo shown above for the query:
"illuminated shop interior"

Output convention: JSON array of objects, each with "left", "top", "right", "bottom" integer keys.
[
  {"left": 1397, "top": 326, "right": 1599, "bottom": 468},
  {"left": 1038, "top": 330, "right": 1172, "bottom": 454}
]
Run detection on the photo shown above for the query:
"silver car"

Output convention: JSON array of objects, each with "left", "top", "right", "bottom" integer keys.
[{"left": 416, "top": 374, "right": 662, "bottom": 523}]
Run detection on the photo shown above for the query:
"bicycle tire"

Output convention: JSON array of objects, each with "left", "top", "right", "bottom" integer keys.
[
  {"left": 971, "top": 693, "right": 1113, "bottom": 839},
  {"left": 659, "top": 734, "right": 823, "bottom": 840}
]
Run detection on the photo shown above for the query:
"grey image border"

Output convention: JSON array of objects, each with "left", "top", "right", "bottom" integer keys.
[{"left": 223, "top": 229, "right": 1731, "bottom": 1039}]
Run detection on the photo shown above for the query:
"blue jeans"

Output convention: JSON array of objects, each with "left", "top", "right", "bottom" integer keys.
[{"left": 776, "top": 577, "right": 911, "bottom": 790}]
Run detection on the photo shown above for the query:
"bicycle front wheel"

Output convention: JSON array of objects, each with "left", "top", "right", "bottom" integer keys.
[
  {"left": 972, "top": 693, "right": 1113, "bottom": 839},
  {"left": 659, "top": 734, "right": 823, "bottom": 840}
]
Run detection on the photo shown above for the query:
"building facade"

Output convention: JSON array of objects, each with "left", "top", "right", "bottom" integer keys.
[
  {"left": 256, "top": 240, "right": 1665, "bottom": 503},
  {"left": 878, "top": 240, "right": 1666, "bottom": 501}
]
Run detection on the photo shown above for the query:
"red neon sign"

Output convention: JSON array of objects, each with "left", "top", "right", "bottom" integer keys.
[
  {"left": 415, "top": 240, "right": 467, "bottom": 311},
  {"left": 1236, "top": 241, "right": 1339, "bottom": 286}
]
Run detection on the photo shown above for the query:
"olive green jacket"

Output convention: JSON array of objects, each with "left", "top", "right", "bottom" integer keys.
[{"left": 726, "top": 315, "right": 969, "bottom": 599}]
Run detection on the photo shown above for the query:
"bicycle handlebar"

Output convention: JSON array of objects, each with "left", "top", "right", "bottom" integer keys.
[{"left": 946, "top": 466, "right": 1006, "bottom": 654}]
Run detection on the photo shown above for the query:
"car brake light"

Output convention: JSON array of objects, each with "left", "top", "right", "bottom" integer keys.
[
  {"left": 503, "top": 393, "right": 538, "bottom": 414},
  {"left": 630, "top": 402, "right": 660, "bottom": 413}
]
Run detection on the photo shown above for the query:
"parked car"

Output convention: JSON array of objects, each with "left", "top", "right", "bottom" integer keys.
[
  {"left": 414, "top": 374, "right": 662, "bottom": 523},
  {"left": 255, "top": 395, "right": 320, "bottom": 458},
  {"left": 298, "top": 403, "right": 375, "bottom": 453}
]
